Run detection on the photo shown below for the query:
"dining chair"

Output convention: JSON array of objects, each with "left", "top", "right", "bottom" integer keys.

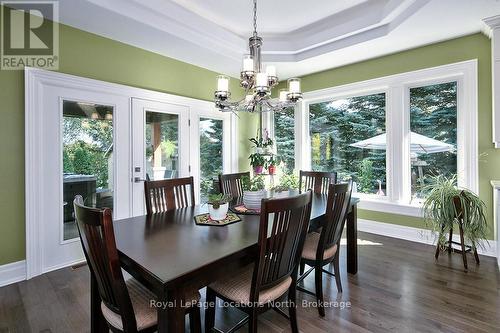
[
  {"left": 144, "top": 176, "right": 195, "bottom": 214},
  {"left": 297, "top": 182, "right": 352, "bottom": 317},
  {"left": 299, "top": 170, "right": 337, "bottom": 194},
  {"left": 73, "top": 195, "right": 201, "bottom": 333},
  {"left": 218, "top": 172, "right": 250, "bottom": 197},
  {"left": 205, "top": 191, "right": 313, "bottom": 333}
]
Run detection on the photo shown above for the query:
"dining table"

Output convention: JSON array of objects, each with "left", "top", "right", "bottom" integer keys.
[{"left": 90, "top": 192, "right": 360, "bottom": 333}]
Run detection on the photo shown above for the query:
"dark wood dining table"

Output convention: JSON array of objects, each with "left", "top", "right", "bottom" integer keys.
[{"left": 90, "top": 193, "right": 359, "bottom": 333}]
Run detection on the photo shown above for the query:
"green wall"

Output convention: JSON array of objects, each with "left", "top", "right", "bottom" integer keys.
[
  {"left": 291, "top": 33, "right": 496, "bottom": 239},
  {"left": 0, "top": 19, "right": 495, "bottom": 267},
  {"left": 0, "top": 21, "right": 244, "bottom": 265}
]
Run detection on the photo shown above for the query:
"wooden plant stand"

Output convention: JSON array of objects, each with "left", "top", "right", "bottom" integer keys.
[{"left": 434, "top": 196, "right": 480, "bottom": 271}]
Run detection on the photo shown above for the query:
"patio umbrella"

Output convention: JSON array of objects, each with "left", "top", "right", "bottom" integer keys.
[
  {"left": 350, "top": 132, "right": 455, "bottom": 196},
  {"left": 350, "top": 132, "right": 455, "bottom": 155}
]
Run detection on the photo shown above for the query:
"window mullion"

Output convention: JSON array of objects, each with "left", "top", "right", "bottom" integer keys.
[
  {"left": 401, "top": 86, "right": 412, "bottom": 203},
  {"left": 387, "top": 85, "right": 410, "bottom": 203},
  {"left": 296, "top": 101, "right": 309, "bottom": 172}
]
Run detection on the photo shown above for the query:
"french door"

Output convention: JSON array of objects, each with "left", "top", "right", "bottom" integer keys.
[
  {"left": 131, "top": 98, "right": 233, "bottom": 215},
  {"left": 131, "top": 99, "right": 190, "bottom": 216},
  {"left": 31, "top": 83, "right": 130, "bottom": 276},
  {"left": 26, "top": 69, "right": 235, "bottom": 278}
]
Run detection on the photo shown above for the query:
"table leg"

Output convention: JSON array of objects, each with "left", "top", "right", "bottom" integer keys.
[
  {"left": 157, "top": 289, "right": 185, "bottom": 333},
  {"left": 90, "top": 273, "right": 108, "bottom": 333},
  {"left": 346, "top": 204, "right": 358, "bottom": 275}
]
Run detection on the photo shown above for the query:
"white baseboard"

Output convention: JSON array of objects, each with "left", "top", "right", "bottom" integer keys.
[
  {"left": 358, "top": 219, "right": 498, "bottom": 258},
  {"left": 0, "top": 260, "right": 26, "bottom": 288}
]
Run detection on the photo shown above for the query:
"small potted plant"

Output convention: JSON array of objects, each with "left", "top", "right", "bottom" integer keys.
[
  {"left": 241, "top": 175, "right": 266, "bottom": 210},
  {"left": 270, "top": 173, "right": 300, "bottom": 197},
  {"left": 249, "top": 153, "right": 266, "bottom": 175},
  {"left": 266, "top": 156, "right": 277, "bottom": 175},
  {"left": 207, "top": 193, "right": 232, "bottom": 221}
]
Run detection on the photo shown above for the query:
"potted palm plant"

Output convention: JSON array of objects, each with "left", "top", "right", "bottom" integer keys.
[
  {"left": 422, "top": 175, "right": 488, "bottom": 252},
  {"left": 241, "top": 175, "right": 266, "bottom": 210},
  {"left": 207, "top": 193, "right": 232, "bottom": 220}
]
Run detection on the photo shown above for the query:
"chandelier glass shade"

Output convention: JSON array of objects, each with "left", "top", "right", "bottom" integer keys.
[{"left": 214, "top": 0, "right": 302, "bottom": 113}]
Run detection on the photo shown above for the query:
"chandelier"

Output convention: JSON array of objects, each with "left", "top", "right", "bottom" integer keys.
[{"left": 214, "top": 0, "right": 302, "bottom": 113}]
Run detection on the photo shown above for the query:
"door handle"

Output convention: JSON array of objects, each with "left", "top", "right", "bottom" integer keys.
[{"left": 134, "top": 177, "right": 146, "bottom": 183}]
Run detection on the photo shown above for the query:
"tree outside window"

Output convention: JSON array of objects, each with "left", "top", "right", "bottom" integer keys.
[
  {"left": 410, "top": 82, "right": 457, "bottom": 199},
  {"left": 309, "top": 93, "right": 386, "bottom": 195},
  {"left": 274, "top": 108, "right": 295, "bottom": 173}
]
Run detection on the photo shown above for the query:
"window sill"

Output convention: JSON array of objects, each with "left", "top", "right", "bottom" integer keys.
[{"left": 355, "top": 196, "right": 423, "bottom": 218}]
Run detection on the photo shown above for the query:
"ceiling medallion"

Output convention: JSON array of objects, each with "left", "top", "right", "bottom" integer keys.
[{"left": 214, "top": 0, "right": 302, "bottom": 113}]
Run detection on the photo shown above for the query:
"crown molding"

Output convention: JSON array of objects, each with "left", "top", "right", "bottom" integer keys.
[{"left": 483, "top": 15, "right": 500, "bottom": 38}]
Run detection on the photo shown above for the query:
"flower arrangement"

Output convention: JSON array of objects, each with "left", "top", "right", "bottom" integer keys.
[{"left": 249, "top": 129, "right": 274, "bottom": 151}]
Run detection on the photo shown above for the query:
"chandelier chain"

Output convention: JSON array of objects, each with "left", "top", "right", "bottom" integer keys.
[{"left": 253, "top": 0, "right": 257, "bottom": 36}]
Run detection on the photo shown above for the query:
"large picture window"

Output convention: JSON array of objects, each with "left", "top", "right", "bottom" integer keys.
[
  {"left": 410, "top": 82, "right": 457, "bottom": 200},
  {"left": 309, "top": 93, "right": 386, "bottom": 196},
  {"left": 284, "top": 61, "right": 477, "bottom": 216}
]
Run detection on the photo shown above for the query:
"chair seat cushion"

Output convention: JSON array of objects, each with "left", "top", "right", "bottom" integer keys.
[
  {"left": 301, "top": 232, "right": 338, "bottom": 260},
  {"left": 101, "top": 278, "right": 200, "bottom": 331},
  {"left": 209, "top": 265, "right": 292, "bottom": 306}
]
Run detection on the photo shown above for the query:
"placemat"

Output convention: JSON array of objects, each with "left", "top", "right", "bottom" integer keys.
[
  {"left": 194, "top": 212, "right": 241, "bottom": 226},
  {"left": 230, "top": 204, "right": 261, "bottom": 215}
]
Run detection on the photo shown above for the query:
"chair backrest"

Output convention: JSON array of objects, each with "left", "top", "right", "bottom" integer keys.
[
  {"left": 299, "top": 170, "right": 337, "bottom": 194},
  {"left": 218, "top": 172, "right": 250, "bottom": 197},
  {"left": 73, "top": 196, "right": 137, "bottom": 332},
  {"left": 250, "top": 191, "right": 313, "bottom": 302},
  {"left": 144, "top": 176, "right": 195, "bottom": 214},
  {"left": 317, "top": 182, "right": 352, "bottom": 260}
]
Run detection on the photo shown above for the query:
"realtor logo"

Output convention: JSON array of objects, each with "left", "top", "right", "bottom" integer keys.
[{"left": 1, "top": 1, "right": 59, "bottom": 70}]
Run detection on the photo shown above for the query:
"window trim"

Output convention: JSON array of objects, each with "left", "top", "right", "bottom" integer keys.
[{"left": 294, "top": 60, "right": 478, "bottom": 217}]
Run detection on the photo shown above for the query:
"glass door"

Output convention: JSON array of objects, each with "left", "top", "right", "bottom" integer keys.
[
  {"left": 38, "top": 84, "right": 130, "bottom": 274},
  {"left": 62, "top": 101, "right": 115, "bottom": 240},
  {"left": 131, "top": 99, "right": 190, "bottom": 216},
  {"left": 190, "top": 109, "right": 232, "bottom": 203}
]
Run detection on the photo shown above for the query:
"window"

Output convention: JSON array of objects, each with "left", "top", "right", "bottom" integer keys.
[
  {"left": 274, "top": 108, "right": 295, "bottom": 172},
  {"left": 145, "top": 112, "right": 179, "bottom": 181},
  {"left": 410, "top": 82, "right": 457, "bottom": 200},
  {"left": 62, "top": 101, "right": 114, "bottom": 240},
  {"left": 287, "top": 61, "right": 477, "bottom": 216},
  {"left": 309, "top": 93, "right": 386, "bottom": 196},
  {"left": 199, "top": 117, "right": 224, "bottom": 202}
]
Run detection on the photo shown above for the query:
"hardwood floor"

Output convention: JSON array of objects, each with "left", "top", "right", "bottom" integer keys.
[{"left": 1, "top": 232, "right": 499, "bottom": 333}]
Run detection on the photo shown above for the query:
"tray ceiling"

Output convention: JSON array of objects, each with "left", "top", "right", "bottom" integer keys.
[{"left": 56, "top": 0, "right": 500, "bottom": 78}]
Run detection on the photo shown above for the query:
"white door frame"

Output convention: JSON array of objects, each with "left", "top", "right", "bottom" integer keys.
[{"left": 25, "top": 68, "right": 237, "bottom": 279}]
